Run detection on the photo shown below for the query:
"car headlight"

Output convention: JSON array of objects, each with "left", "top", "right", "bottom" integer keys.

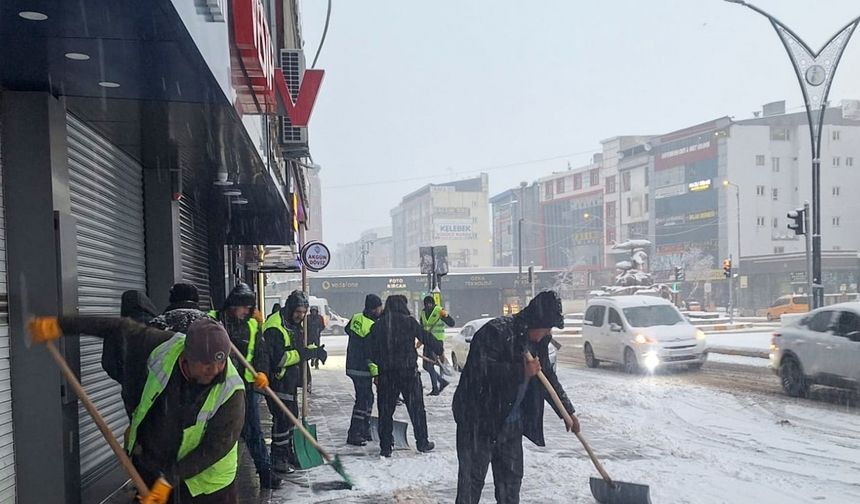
[
  {"left": 634, "top": 334, "right": 655, "bottom": 344},
  {"left": 643, "top": 351, "right": 660, "bottom": 371},
  {"left": 696, "top": 329, "right": 706, "bottom": 341}
]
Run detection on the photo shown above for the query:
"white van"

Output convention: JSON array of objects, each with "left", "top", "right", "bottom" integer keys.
[
  {"left": 308, "top": 296, "right": 349, "bottom": 335},
  {"left": 581, "top": 296, "right": 707, "bottom": 373}
]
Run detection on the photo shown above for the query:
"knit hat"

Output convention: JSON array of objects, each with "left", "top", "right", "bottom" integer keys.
[
  {"left": 364, "top": 294, "right": 382, "bottom": 312},
  {"left": 184, "top": 318, "right": 231, "bottom": 363},
  {"left": 169, "top": 283, "right": 200, "bottom": 304},
  {"left": 423, "top": 295, "right": 435, "bottom": 305},
  {"left": 520, "top": 291, "right": 564, "bottom": 329},
  {"left": 284, "top": 290, "right": 309, "bottom": 319},
  {"left": 224, "top": 283, "right": 256, "bottom": 308}
]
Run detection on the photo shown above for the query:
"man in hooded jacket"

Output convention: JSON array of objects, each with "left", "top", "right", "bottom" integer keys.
[
  {"left": 105, "top": 290, "right": 159, "bottom": 417},
  {"left": 262, "top": 290, "right": 327, "bottom": 473},
  {"left": 149, "top": 283, "right": 209, "bottom": 333},
  {"left": 452, "top": 290, "right": 579, "bottom": 504},
  {"left": 418, "top": 295, "right": 456, "bottom": 395},
  {"left": 208, "top": 283, "right": 278, "bottom": 489},
  {"left": 366, "top": 295, "right": 442, "bottom": 457},
  {"left": 344, "top": 294, "right": 383, "bottom": 445}
]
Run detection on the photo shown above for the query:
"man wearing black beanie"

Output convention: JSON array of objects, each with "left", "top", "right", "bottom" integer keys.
[
  {"left": 452, "top": 290, "right": 579, "bottom": 504},
  {"left": 344, "top": 294, "right": 384, "bottom": 445}
]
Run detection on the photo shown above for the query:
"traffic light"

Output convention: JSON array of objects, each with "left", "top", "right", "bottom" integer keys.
[
  {"left": 723, "top": 259, "right": 732, "bottom": 279},
  {"left": 787, "top": 207, "right": 806, "bottom": 235},
  {"left": 674, "top": 266, "right": 685, "bottom": 282}
]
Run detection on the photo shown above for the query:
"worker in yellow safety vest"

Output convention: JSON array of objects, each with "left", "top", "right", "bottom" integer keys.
[
  {"left": 419, "top": 295, "right": 456, "bottom": 395},
  {"left": 345, "top": 294, "right": 383, "bottom": 445},
  {"left": 29, "top": 316, "right": 265, "bottom": 504},
  {"left": 262, "top": 290, "right": 327, "bottom": 474},
  {"left": 208, "top": 283, "right": 279, "bottom": 490}
]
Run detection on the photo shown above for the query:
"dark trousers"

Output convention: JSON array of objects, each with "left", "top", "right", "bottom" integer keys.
[
  {"left": 455, "top": 421, "right": 524, "bottom": 504},
  {"left": 347, "top": 376, "right": 374, "bottom": 441},
  {"left": 377, "top": 369, "right": 429, "bottom": 450},
  {"left": 422, "top": 346, "right": 447, "bottom": 392},
  {"left": 266, "top": 386, "right": 298, "bottom": 465},
  {"left": 241, "top": 387, "right": 271, "bottom": 474}
]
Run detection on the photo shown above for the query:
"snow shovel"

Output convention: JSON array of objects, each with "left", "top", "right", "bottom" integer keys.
[
  {"left": 42, "top": 339, "right": 172, "bottom": 503},
  {"left": 419, "top": 354, "right": 455, "bottom": 377},
  {"left": 19, "top": 274, "right": 171, "bottom": 503},
  {"left": 228, "top": 343, "right": 352, "bottom": 490},
  {"left": 369, "top": 416, "right": 410, "bottom": 449},
  {"left": 532, "top": 357, "right": 651, "bottom": 504}
]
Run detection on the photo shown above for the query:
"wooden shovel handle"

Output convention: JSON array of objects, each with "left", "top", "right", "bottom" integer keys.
[
  {"left": 528, "top": 353, "right": 614, "bottom": 484},
  {"left": 228, "top": 343, "right": 333, "bottom": 463},
  {"left": 45, "top": 341, "right": 151, "bottom": 496}
]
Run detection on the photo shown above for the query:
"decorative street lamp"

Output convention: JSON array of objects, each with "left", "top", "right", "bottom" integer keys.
[{"left": 725, "top": 0, "right": 860, "bottom": 308}]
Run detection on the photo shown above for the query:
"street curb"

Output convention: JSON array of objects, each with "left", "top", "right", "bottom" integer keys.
[
  {"left": 699, "top": 323, "right": 754, "bottom": 331},
  {"left": 708, "top": 346, "right": 768, "bottom": 359}
]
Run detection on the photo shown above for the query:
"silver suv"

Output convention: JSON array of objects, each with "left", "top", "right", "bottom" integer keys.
[{"left": 770, "top": 302, "right": 860, "bottom": 397}]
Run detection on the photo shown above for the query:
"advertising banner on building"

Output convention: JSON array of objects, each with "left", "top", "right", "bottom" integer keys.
[{"left": 434, "top": 219, "right": 476, "bottom": 240}]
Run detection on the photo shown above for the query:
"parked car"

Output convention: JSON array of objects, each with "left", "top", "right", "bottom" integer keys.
[
  {"left": 581, "top": 296, "right": 707, "bottom": 373},
  {"left": 766, "top": 294, "right": 809, "bottom": 321},
  {"left": 308, "top": 296, "right": 349, "bottom": 335},
  {"left": 770, "top": 302, "right": 860, "bottom": 397},
  {"left": 449, "top": 317, "right": 557, "bottom": 372}
]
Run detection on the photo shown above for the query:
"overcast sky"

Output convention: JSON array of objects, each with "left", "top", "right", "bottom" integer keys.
[{"left": 299, "top": 0, "right": 860, "bottom": 246}]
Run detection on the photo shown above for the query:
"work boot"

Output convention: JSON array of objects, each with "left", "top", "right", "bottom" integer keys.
[
  {"left": 346, "top": 436, "right": 367, "bottom": 447},
  {"left": 272, "top": 459, "right": 295, "bottom": 475},
  {"left": 260, "top": 470, "right": 282, "bottom": 489},
  {"left": 438, "top": 378, "right": 450, "bottom": 393},
  {"left": 416, "top": 441, "right": 435, "bottom": 453},
  {"left": 380, "top": 445, "right": 393, "bottom": 458},
  {"left": 428, "top": 387, "right": 440, "bottom": 396}
]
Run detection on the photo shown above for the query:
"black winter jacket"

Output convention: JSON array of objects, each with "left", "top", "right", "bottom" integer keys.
[
  {"left": 452, "top": 314, "right": 574, "bottom": 446},
  {"left": 366, "top": 309, "right": 442, "bottom": 374},
  {"left": 264, "top": 312, "right": 309, "bottom": 392},
  {"left": 209, "top": 310, "right": 270, "bottom": 378},
  {"left": 345, "top": 310, "right": 380, "bottom": 377}
]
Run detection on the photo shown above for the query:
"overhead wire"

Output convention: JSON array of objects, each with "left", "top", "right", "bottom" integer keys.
[
  {"left": 310, "top": 0, "right": 332, "bottom": 69},
  {"left": 323, "top": 148, "right": 601, "bottom": 190}
]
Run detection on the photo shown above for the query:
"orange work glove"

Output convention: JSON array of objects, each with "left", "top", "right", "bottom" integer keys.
[
  {"left": 29, "top": 317, "right": 61, "bottom": 344},
  {"left": 252, "top": 309, "right": 264, "bottom": 326},
  {"left": 254, "top": 372, "right": 269, "bottom": 390},
  {"left": 440, "top": 309, "right": 448, "bottom": 318},
  {"left": 138, "top": 477, "right": 172, "bottom": 504}
]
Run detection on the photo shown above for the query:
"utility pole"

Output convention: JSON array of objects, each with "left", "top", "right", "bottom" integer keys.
[
  {"left": 359, "top": 239, "right": 373, "bottom": 269},
  {"left": 725, "top": 0, "right": 860, "bottom": 308}
]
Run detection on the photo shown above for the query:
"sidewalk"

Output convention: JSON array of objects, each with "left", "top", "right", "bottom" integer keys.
[{"left": 237, "top": 351, "right": 461, "bottom": 503}]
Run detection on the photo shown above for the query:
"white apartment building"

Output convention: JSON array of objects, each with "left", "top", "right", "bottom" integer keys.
[
  {"left": 724, "top": 101, "right": 860, "bottom": 261},
  {"left": 391, "top": 174, "right": 491, "bottom": 268}
]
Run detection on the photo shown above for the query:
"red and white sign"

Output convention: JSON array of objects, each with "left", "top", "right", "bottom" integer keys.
[{"left": 231, "top": 0, "right": 323, "bottom": 125}]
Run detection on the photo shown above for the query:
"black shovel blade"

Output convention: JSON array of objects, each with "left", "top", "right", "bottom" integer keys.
[{"left": 590, "top": 477, "right": 651, "bottom": 504}]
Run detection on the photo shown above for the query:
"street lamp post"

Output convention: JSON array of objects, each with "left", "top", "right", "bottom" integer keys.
[
  {"left": 723, "top": 180, "right": 741, "bottom": 321},
  {"left": 725, "top": 0, "right": 860, "bottom": 309},
  {"left": 518, "top": 181, "right": 528, "bottom": 306}
]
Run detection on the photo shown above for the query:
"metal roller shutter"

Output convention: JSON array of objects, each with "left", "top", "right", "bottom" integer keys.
[
  {"left": 66, "top": 114, "right": 146, "bottom": 488},
  {"left": 179, "top": 169, "right": 212, "bottom": 310},
  {"left": 0, "top": 95, "right": 16, "bottom": 503}
]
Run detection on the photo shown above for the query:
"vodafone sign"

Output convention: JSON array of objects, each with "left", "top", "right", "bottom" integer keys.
[{"left": 231, "top": 0, "right": 324, "bottom": 125}]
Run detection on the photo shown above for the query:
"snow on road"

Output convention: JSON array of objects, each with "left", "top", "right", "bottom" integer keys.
[{"left": 285, "top": 351, "right": 860, "bottom": 503}]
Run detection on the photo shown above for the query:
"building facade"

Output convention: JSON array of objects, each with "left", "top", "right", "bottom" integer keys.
[
  {"left": 0, "top": 1, "right": 321, "bottom": 502},
  {"left": 391, "top": 174, "right": 491, "bottom": 268}
]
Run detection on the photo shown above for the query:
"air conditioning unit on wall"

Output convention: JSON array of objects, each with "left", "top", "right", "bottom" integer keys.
[{"left": 279, "top": 49, "right": 309, "bottom": 156}]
